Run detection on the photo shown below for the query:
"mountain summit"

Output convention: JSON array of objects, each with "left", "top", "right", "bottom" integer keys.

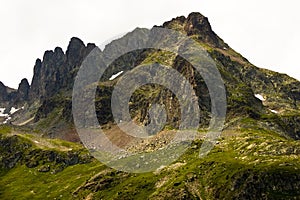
[
  {"left": 0, "top": 12, "right": 300, "bottom": 199},
  {"left": 4, "top": 12, "right": 298, "bottom": 140},
  {"left": 163, "top": 12, "right": 228, "bottom": 48}
]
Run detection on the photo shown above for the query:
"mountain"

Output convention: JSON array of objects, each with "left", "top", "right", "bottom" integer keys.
[
  {"left": 2, "top": 13, "right": 300, "bottom": 141},
  {"left": 0, "top": 79, "right": 29, "bottom": 106},
  {"left": 0, "top": 12, "right": 300, "bottom": 199}
]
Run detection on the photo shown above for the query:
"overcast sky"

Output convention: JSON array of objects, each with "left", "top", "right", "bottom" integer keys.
[{"left": 1, "top": 0, "right": 299, "bottom": 88}]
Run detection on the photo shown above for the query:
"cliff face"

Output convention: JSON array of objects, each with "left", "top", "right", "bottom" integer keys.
[
  {"left": 1, "top": 38, "right": 90, "bottom": 108},
  {"left": 0, "top": 79, "right": 29, "bottom": 107},
  {"left": 1, "top": 12, "right": 300, "bottom": 199},
  {"left": 163, "top": 12, "right": 228, "bottom": 48},
  {"left": 15, "top": 79, "right": 30, "bottom": 103},
  {"left": 0, "top": 82, "right": 10, "bottom": 104},
  {"left": 29, "top": 38, "right": 96, "bottom": 101},
  {"left": 0, "top": 12, "right": 300, "bottom": 140}
]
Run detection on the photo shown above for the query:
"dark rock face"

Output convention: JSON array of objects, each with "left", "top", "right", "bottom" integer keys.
[
  {"left": 15, "top": 78, "right": 30, "bottom": 103},
  {"left": 29, "top": 37, "right": 96, "bottom": 102},
  {"left": 162, "top": 12, "right": 228, "bottom": 48},
  {"left": 0, "top": 82, "right": 9, "bottom": 103},
  {"left": 0, "top": 79, "right": 29, "bottom": 108},
  {"left": 1, "top": 12, "right": 300, "bottom": 199},
  {"left": 29, "top": 58, "right": 42, "bottom": 101},
  {"left": 0, "top": 37, "right": 96, "bottom": 128},
  {"left": 0, "top": 12, "right": 299, "bottom": 141},
  {"left": 184, "top": 12, "right": 224, "bottom": 48},
  {"left": 20, "top": 13, "right": 300, "bottom": 140},
  {"left": 66, "top": 37, "right": 86, "bottom": 67},
  {"left": 0, "top": 81, "right": 24, "bottom": 107}
]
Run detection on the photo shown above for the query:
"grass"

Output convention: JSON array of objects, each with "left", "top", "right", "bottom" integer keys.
[
  {"left": 35, "top": 107, "right": 63, "bottom": 130},
  {"left": 140, "top": 50, "right": 177, "bottom": 66},
  {"left": 73, "top": 128, "right": 300, "bottom": 199},
  {"left": 0, "top": 125, "right": 12, "bottom": 134},
  {"left": 0, "top": 123, "right": 300, "bottom": 199},
  {"left": 0, "top": 161, "right": 104, "bottom": 200}
]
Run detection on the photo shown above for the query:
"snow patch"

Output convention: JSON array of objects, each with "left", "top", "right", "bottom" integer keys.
[
  {"left": 0, "top": 108, "right": 8, "bottom": 117},
  {"left": 109, "top": 71, "right": 123, "bottom": 80},
  {"left": 0, "top": 106, "right": 23, "bottom": 124},
  {"left": 270, "top": 109, "right": 278, "bottom": 114},
  {"left": 254, "top": 94, "right": 265, "bottom": 101},
  {"left": 3, "top": 117, "right": 11, "bottom": 124},
  {"left": 10, "top": 107, "right": 20, "bottom": 114}
]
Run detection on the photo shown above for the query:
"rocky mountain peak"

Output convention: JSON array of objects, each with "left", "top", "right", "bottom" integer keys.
[
  {"left": 66, "top": 37, "right": 86, "bottom": 66},
  {"left": 0, "top": 79, "right": 29, "bottom": 107},
  {"left": 1, "top": 12, "right": 300, "bottom": 199},
  {"left": 184, "top": 12, "right": 212, "bottom": 36},
  {"left": 18, "top": 79, "right": 29, "bottom": 91},
  {"left": 162, "top": 15, "right": 186, "bottom": 27},
  {"left": 162, "top": 12, "right": 227, "bottom": 48},
  {"left": 29, "top": 59, "right": 42, "bottom": 100},
  {"left": 16, "top": 78, "right": 30, "bottom": 102},
  {"left": 33, "top": 59, "right": 42, "bottom": 75},
  {"left": 0, "top": 81, "right": 8, "bottom": 103},
  {"left": 86, "top": 43, "right": 97, "bottom": 52},
  {"left": 43, "top": 50, "right": 54, "bottom": 62},
  {"left": 27, "top": 37, "right": 96, "bottom": 104},
  {"left": 1, "top": 12, "right": 299, "bottom": 140},
  {"left": 54, "top": 46, "right": 64, "bottom": 54},
  {"left": 68, "top": 37, "right": 85, "bottom": 48},
  {"left": 184, "top": 12, "right": 226, "bottom": 47}
]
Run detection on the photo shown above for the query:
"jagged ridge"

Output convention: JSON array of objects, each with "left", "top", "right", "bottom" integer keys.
[{"left": 0, "top": 12, "right": 300, "bottom": 199}]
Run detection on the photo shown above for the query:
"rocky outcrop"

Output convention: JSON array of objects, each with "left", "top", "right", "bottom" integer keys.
[
  {"left": 0, "top": 79, "right": 28, "bottom": 107},
  {"left": 29, "top": 37, "right": 96, "bottom": 102},
  {"left": 14, "top": 78, "right": 30, "bottom": 103},
  {"left": 162, "top": 12, "right": 228, "bottom": 48},
  {"left": 26, "top": 13, "right": 300, "bottom": 140},
  {"left": 0, "top": 38, "right": 96, "bottom": 125},
  {"left": 0, "top": 12, "right": 299, "bottom": 141},
  {"left": 184, "top": 12, "right": 226, "bottom": 48},
  {"left": 1, "top": 12, "right": 300, "bottom": 200},
  {"left": 0, "top": 81, "right": 9, "bottom": 103}
]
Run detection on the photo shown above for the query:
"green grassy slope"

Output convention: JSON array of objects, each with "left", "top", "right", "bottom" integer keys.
[{"left": 0, "top": 124, "right": 300, "bottom": 199}]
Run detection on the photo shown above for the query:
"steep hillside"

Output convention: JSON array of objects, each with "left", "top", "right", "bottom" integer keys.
[
  {"left": 0, "top": 12, "right": 300, "bottom": 199},
  {"left": 0, "top": 123, "right": 300, "bottom": 199},
  {"left": 1, "top": 13, "right": 299, "bottom": 141}
]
